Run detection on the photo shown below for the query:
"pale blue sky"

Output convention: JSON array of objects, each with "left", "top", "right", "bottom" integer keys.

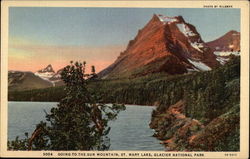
[
  {"left": 9, "top": 7, "right": 240, "bottom": 46},
  {"left": 8, "top": 7, "right": 240, "bottom": 72}
]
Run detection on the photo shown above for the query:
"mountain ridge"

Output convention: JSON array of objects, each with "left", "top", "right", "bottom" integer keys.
[
  {"left": 98, "top": 14, "right": 220, "bottom": 79},
  {"left": 8, "top": 71, "right": 53, "bottom": 91},
  {"left": 206, "top": 30, "right": 240, "bottom": 52},
  {"left": 206, "top": 30, "right": 240, "bottom": 65}
]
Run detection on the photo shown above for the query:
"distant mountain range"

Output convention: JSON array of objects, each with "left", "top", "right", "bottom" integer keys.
[
  {"left": 9, "top": 65, "right": 64, "bottom": 91},
  {"left": 34, "top": 64, "right": 55, "bottom": 81},
  {"left": 8, "top": 71, "right": 53, "bottom": 91},
  {"left": 206, "top": 30, "right": 240, "bottom": 65},
  {"left": 8, "top": 14, "right": 240, "bottom": 91},
  {"left": 34, "top": 65, "right": 63, "bottom": 83}
]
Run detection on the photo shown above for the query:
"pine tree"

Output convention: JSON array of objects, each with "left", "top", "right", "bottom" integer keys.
[
  {"left": 91, "top": 65, "right": 96, "bottom": 74},
  {"left": 90, "top": 65, "right": 98, "bottom": 79}
]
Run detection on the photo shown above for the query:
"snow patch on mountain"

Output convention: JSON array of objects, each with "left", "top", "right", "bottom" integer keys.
[
  {"left": 35, "top": 72, "right": 54, "bottom": 79},
  {"left": 216, "top": 57, "right": 230, "bottom": 65},
  {"left": 187, "top": 67, "right": 199, "bottom": 73},
  {"left": 34, "top": 72, "right": 54, "bottom": 83},
  {"left": 34, "top": 64, "right": 57, "bottom": 85},
  {"left": 157, "top": 15, "right": 178, "bottom": 24},
  {"left": 176, "top": 23, "right": 204, "bottom": 52},
  {"left": 214, "top": 51, "right": 240, "bottom": 56},
  {"left": 232, "top": 33, "right": 240, "bottom": 36},
  {"left": 176, "top": 23, "right": 197, "bottom": 37},
  {"left": 190, "top": 42, "right": 204, "bottom": 52},
  {"left": 213, "top": 51, "right": 240, "bottom": 65},
  {"left": 188, "top": 59, "right": 211, "bottom": 71}
]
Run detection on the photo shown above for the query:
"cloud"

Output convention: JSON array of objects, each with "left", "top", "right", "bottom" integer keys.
[{"left": 8, "top": 37, "right": 126, "bottom": 73}]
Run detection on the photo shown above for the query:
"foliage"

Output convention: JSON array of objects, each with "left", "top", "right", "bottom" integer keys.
[
  {"left": 8, "top": 61, "right": 125, "bottom": 150},
  {"left": 8, "top": 86, "right": 66, "bottom": 102},
  {"left": 150, "top": 56, "right": 240, "bottom": 151}
]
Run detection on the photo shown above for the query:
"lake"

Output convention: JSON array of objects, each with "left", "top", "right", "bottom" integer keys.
[{"left": 8, "top": 102, "right": 164, "bottom": 151}]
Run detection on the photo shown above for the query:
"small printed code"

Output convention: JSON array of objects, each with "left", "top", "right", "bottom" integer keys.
[
  {"left": 225, "top": 153, "right": 237, "bottom": 157},
  {"left": 43, "top": 152, "right": 53, "bottom": 156}
]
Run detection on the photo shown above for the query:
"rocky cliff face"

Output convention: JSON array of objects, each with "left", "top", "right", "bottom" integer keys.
[
  {"left": 150, "top": 100, "right": 239, "bottom": 151},
  {"left": 99, "top": 14, "right": 220, "bottom": 79}
]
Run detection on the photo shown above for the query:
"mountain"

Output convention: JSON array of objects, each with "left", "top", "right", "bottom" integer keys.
[
  {"left": 9, "top": 65, "right": 64, "bottom": 91},
  {"left": 99, "top": 14, "right": 220, "bottom": 79},
  {"left": 8, "top": 71, "right": 53, "bottom": 91},
  {"left": 206, "top": 30, "right": 240, "bottom": 65},
  {"left": 35, "top": 64, "right": 55, "bottom": 81},
  {"left": 206, "top": 30, "right": 240, "bottom": 52},
  {"left": 33, "top": 64, "right": 64, "bottom": 86}
]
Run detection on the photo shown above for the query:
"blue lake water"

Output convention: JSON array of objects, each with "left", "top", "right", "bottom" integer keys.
[{"left": 8, "top": 102, "right": 164, "bottom": 151}]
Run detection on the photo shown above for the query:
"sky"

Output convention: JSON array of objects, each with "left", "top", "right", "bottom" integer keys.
[{"left": 8, "top": 7, "right": 240, "bottom": 73}]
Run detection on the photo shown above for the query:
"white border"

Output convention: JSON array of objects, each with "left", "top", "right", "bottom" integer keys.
[{"left": 1, "top": 1, "right": 249, "bottom": 158}]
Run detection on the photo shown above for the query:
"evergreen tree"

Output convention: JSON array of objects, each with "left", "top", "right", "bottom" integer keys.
[
  {"left": 91, "top": 65, "right": 96, "bottom": 74},
  {"left": 90, "top": 65, "right": 98, "bottom": 79},
  {"left": 8, "top": 61, "right": 125, "bottom": 150}
]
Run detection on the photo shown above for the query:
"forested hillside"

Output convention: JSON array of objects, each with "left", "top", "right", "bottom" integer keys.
[{"left": 150, "top": 56, "right": 240, "bottom": 151}]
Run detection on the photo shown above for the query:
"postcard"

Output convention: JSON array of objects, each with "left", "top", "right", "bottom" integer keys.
[{"left": 1, "top": 0, "right": 249, "bottom": 158}]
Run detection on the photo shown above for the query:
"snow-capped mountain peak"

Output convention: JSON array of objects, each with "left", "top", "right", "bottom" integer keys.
[
  {"left": 176, "top": 23, "right": 197, "bottom": 37},
  {"left": 157, "top": 14, "right": 179, "bottom": 24},
  {"left": 37, "top": 64, "right": 55, "bottom": 73},
  {"left": 35, "top": 64, "right": 55, "bottom": 81},
  {"left": 156, "top": 14, "right": 206, "bottom": 54},
  {"left": 98, "top": 14, "right": 220, "bottom": 79}
]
